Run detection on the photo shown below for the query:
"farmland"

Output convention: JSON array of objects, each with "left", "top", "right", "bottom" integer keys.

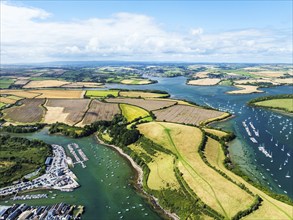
[
  {"left": 23, "top": 80, "right": 70, "bottom": 88},
  {"left": 78, "top": 100, "right": 120, "bottom": 125},
  {"left": 203, "top": 128, "right": 229, "bottom": 138},
  {"left": 137, "top": 122, "right": 255, "bottom": 218},
  {"left": 204, "top": 137, "right": 293, "bottom": 219},
  {"left": 120, "top": 91, "right": 169, "bottom": 98},
  {"left": 188, "top": 78, "right": 221, "bottom": 86},
  {"left": 253, "top": 99, "right": 293, "bottom": 113},
  {"left": 61, "top": 82, "right": 103, "bottom": 88},
  {"left": 120, "top": 79, "right": 153, "bottom": 85},
  {"left": 30, "top": 90, "right": 84, "bottom": 98},
  {"left": 45, "top": 99, "right": 91, "bottom": 125},
  {"left": 153, "top": 104, "right": 226, "bottom": 125},
  {"left": 0, "top": 90, "right": 41, "bottom": 98},
  {"left": 120, "top": 104, "right": 150, "bottom": 122},
  {"left": 106, "top": 98, "right": 176, "bottom": 111},
  {"left": 0, "top": 78, "right": 15, "bottom": 89},
  {"left": 85, "top": 90, "right": 119, "bottom": 98},
  {"left": 3, "top": 99, "right": 46, "bottom": 123},
  {"left": 227, "top": 85, "right": 264, "bottom": 94}
]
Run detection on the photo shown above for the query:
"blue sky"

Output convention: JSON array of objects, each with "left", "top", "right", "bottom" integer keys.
[{"left": 1, "top": 0, "right": 292, "bottom": 63}]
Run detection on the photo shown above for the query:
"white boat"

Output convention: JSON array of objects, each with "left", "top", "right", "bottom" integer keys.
[
  {"left": 285, "top": 172, "right": 291, "bottom": 178},
  {"left": 279, "top": 164, "right": 282, "bottom": 170},
  {"left": 287, "top": 152, "right": 291, "bottom": 157},
  {"left": 281, "top": 145, "right": 285, "bottom": 151}
]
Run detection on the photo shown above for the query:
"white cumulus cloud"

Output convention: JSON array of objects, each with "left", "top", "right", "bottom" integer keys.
[{"left": 0, "top": 2, "right": 292, "bottom": 63}]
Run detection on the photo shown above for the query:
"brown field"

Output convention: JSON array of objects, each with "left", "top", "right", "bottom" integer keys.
[
  {"left": 3, "top": 99, "right": 45, "bottom": 123},
  {"left": 78, "top": 100, "right": 120, "bottom": 125},
  {"left": 62, "top": 82, "right": 103, "bottom": 88},
  {"left": 106, "top": 98, "right": 176, "bottom": 111},
  {"left": 146, "top": 97, "right": 194, "bottom": 106},
  {"left": 188, "top": 78, "right": 221, "bottom": 86},
  {"left": 23, "top": 80, "right": 70, "bottom": 88},
  {"left": 204, "top": 137, "right": 293, "bottom": 219},
  {"left": 45, "top": 99, "right": 91, "bottom": 125},
  {"left": 14, "top": 79, "right": 30, "bottom": 85},
  {"left": 120, "top": 91, "right": 168, "bottom": 98},
  {"left": 0, "top": 90, "right": 41, "bottom": 98},
  {"left": 30, "top": 90, "right": 84, "bottom": 98},
  {"left": 153, "top": 104, "right": 225, "bottom": 125}
]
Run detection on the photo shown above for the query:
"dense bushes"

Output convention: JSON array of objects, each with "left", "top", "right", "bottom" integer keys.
[{"left": 0, "top": 123, "right": 46, "bottom": 133}]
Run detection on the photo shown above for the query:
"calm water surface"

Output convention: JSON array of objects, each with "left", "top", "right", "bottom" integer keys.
[{"left": 0, "top": 128, "right": 161, "bottom": 220}]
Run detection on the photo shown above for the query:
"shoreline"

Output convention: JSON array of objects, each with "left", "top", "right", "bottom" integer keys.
[{"left": 94, "top": 134, "right": 179, "bottom": 220}]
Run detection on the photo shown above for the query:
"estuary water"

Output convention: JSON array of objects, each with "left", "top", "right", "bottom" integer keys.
[
  {"left": 0, "top": 128, "right": 161, "bottom": 220},
  {"left": 107, "top": 76, "right": 293, "bottom": 198}
]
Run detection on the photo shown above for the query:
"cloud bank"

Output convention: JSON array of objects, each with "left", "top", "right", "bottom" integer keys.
[{"left": 1, "top": 2, "right": 292, "bottom": 63}]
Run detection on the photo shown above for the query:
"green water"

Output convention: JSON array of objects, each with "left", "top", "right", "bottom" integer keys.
[{"left": 0, "top": 128, "right": 161, "bottom": 220}]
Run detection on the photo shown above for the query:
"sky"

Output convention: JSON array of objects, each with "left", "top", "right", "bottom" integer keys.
[{"left": 1, "top": 0, "right": 292, "bottom": 64}]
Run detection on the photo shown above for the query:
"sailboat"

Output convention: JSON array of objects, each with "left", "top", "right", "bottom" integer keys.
[
  {"left": 281, "top": 145, "right": 285, "bottom": 151},
  {"left": 285, "top": 172, "right": 291, "bottom": 178}
]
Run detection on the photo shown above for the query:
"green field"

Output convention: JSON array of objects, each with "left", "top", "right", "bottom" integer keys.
[
  {"left": 85, "top": 90, "right": 119, "bottom": 98},
  {"left": 0, "top": 78, "right": 15, "bottom": 89},
  {"left": 254, "top": 98, "right": 293, "bottom": 112},
  {"left": 0, "top": 102, "right": 6, "bottom": 108},
  {"left": 120, "top": 104, "right": 150, "bottom": 122},
  {"left": 0, "top": 135, "right": 51, "bottom": 187}
]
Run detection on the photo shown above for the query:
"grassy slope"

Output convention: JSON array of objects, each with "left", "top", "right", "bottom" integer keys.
[
  {"left": 254, "top": 99, "right": 293, "bottom": 112},
  {"left": 138, "top": 122, "right": 254, "bottom": 219},
  {"left": 120, "top": 104, "right": 149, "bottom": 122},
  {"left": 129, "top": 143, "right": 179, "bottom": 190},
  {"left": 204, "top": 137, "right": 293, "bottom": 219}
]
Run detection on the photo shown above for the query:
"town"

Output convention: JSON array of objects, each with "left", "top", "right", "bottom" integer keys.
[{"left": 0, "top": 203, "right": 83, "bottom": 220}]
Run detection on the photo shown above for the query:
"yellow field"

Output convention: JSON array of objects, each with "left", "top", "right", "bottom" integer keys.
[
  {"left": 188, "top": 78, "right": 221, "bottom": 86},
  {"left": 203, "top": 128, "right": 229, "bottom": 138},
  {"left": 43, "top": 106, "right": 68, "bottom": 124},
  {"left": 120, "top": 91, "right": 168, "bottom": 98},
  {"left": 120, "top": 79, "right": 152, "bottom": 85},
  {"left": 204, "top": 137, "right": 293, "bottom": 219},
  {"left": 0, "top": 90, "right": 41, "bottom": 98},
  {"left": 0, "top": 97, "right": 17, "bottom": 104},
  {"left": 138, "top": 122, "right": 254, "bottom": 218},
  {"left": 30, "top": 90, "right": 84, "bottom": 98},
  {"left": 147, "top": 152, "right": 178, "bottom": 190},
  {"left": 227, "top": 85, "right": 264, "bottom": 94},
  {"left": 129, "top": 143, "right": 179, "bottom": 190},
  {"left": 23, "top": 80, "right": 69, "bottom": 88},
  {"left": 120, "top": 104, "right": 149, "bottom": 122}
]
